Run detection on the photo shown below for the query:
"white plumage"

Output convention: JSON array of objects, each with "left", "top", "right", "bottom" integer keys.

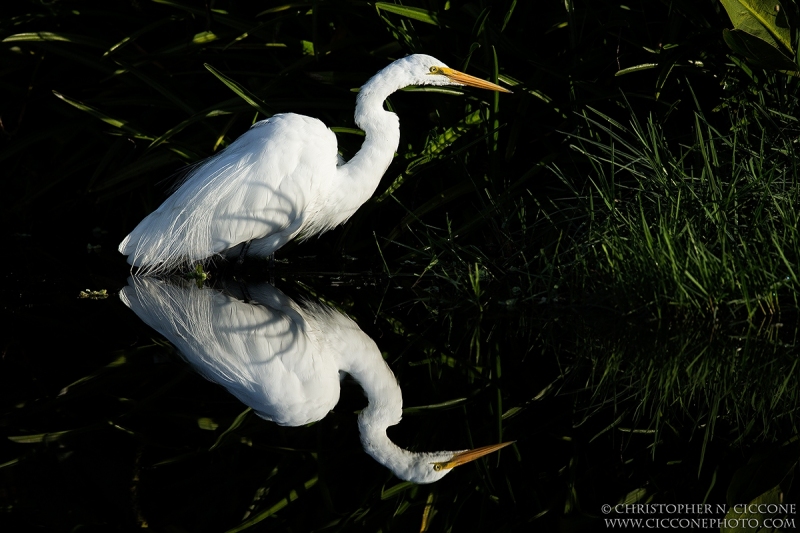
[
  {"left": 119, "top": 54, "right": 510, "bottom": 273},
  {"left": 119, "top": 277, "right": 512, "bottom": 483}
]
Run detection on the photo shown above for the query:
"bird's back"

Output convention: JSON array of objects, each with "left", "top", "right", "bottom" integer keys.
[{"left": 119, "top": 114, "right": 339, "bottom": 273}]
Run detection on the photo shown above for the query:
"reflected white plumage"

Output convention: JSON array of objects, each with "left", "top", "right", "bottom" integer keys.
[
  {"left": 119, "top": 54, "right": 510, "bottom": 273},
  {"left": 120, "top": 277, "right": 511, "bottom": 483}
]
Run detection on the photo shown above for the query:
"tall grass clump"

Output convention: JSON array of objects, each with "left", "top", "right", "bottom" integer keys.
[
  {"left": 536, "top": 68, "right": 800, "bottom": 459},
  {"left": 552, "top": 89, "right": 800, "bottom": 317}
]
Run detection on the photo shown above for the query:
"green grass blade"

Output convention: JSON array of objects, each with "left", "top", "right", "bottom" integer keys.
[
  {"left": 204, "top": 64, "right": 274, "bottom": 116},
  {"left": 375, "top": 3, "right": 441, "bottom": 26},
  {"left": 225, "top": 476, "right": 318, "bottom": 532},
  {"left": 52, "top": 91, "right": 150, "bottom": 138}
]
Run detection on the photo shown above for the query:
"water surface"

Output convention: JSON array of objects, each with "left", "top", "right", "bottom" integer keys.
[{"left": 1, "top": 238, "right": 797, "bottom": 531}]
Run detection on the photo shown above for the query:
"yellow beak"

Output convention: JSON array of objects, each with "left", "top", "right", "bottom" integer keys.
[
  {"left": 439, "top": 67, "right": 512, "bottom": 93},
  {"left": 433, "top": 441, "right": 515, "bottom": 471}
]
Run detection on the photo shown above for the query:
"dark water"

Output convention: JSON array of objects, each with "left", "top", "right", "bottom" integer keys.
[{"left": 2, "top": 236, "right": 798, "bottom": 532}]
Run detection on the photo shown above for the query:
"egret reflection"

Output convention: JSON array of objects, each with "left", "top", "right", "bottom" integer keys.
[{"left": 120, "top": 277, "right": 511, "bottom": 483}]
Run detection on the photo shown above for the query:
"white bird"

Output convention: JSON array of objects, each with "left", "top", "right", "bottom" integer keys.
[
  {"left": 119, "top": 54, "right": 510, "bottom": 273},
  {"left": 119, "top": 277, "right": 512, "bottom": 483}
]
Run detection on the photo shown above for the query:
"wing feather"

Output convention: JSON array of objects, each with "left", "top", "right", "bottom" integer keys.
[{"left": 119, "top": 114, "right": 339, "bottom": 273}]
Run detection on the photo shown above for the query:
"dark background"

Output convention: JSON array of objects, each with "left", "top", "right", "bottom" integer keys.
[{"left": 2, "top": 1, "right": 798, "bottom": 531}]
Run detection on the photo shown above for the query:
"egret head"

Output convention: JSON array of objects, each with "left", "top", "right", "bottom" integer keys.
[
  {"left": 394, "top": 442, "right": 515, "bottom": 484},
  {"left": 390, "top": 54, "right": 512, "bottom": 93},
  {"left": 418, "top": 54, "right": 511, "bottom": 93},
  {"left": 359, "top": 54, "right": 511, "bottom": 105}
]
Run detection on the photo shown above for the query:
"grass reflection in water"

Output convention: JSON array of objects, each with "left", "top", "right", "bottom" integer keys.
[{"left": 2, "top": 262, "right": 797, "bottom": 531}]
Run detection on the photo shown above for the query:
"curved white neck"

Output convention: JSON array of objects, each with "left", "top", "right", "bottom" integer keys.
[
  {"left": 332, "top": 64, "right": 408, "bottom": 219},
  {"left": 329, "top": 319, "right": 422, "bottom": 478}
]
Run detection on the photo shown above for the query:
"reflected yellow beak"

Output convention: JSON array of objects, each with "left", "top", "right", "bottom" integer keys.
[
  {"left": 439, "top": 67, "right": 512, "bottom": 93},
  {"left": 433, "top": 441, "right": 515, "bottom": 471}
]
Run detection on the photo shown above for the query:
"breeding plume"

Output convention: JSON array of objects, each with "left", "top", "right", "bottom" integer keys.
[
  {"left": 120, "top": 277, "right": 512, "bottom": 483},
  {"left": 119, "top": 54, "right": 510, "bottom": 273}
]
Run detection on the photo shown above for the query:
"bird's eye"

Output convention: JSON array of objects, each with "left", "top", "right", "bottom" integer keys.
[
  {"left": 429, "top": 66, "right": 439, "bottom": 74},
  {"left": 432, "top": 463, "right": 443, "bottom": 471}
]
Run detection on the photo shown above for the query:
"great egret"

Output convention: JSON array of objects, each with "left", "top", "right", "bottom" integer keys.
[
  {"left": 119, "top": 277, "right": 513, "bottom": 483},
  {"left": 119, "top": 54, "right": 510, "bottom": 273}
]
